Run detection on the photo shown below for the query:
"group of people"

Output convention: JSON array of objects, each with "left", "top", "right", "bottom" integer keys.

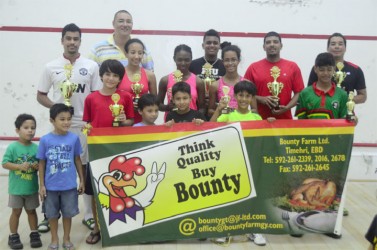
[{"left": 2, "top": 8, "right": 371, "bottom": 250}]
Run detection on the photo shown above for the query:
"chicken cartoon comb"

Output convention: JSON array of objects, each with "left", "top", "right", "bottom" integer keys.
[{"left": 109, "top": 155, "right": 146, "bottom": 181}]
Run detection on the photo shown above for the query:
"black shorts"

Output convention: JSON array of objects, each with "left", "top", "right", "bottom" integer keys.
[{"left": 84, "top": 163, "right": 94, "bottom": 195}]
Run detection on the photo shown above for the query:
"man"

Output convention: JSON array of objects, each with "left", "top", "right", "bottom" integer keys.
[
  {"left": 89, "top": 10, "right": 154, "bottom": 70},
  {"left": 308, "top": 32, "right": 367, "bottom": 104},
  {"left": 189, "top": 29, "right": 226, "bottom": 82},
  {"left": 244, "top": 31, "right": 304, "bottom": 120},
  {"left": 37, "top": 23, "right": 102, "bottom": 233}
]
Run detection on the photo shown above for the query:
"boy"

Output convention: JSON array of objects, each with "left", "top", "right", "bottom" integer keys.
[
  {"left": 210, "top": 80, "right": 267, "bottom": 246},
  {"left": 2, "top": 114, "right": 42, "bottom": 249},
  {"left": 165, "top": 81, "right": 206, "bottom": 125},
  {"left": 38, "top": 104, "right": 85, "bottom": 250},
  {"left": 296, "top": 52, "right": 348, "bottom": 119},
  {"left": 133, "top": 93, "right": 159, "bottom": 126},
  {"left": 210, "top": 80, "right": 263, "bottom": 122},
  {"left": 83, "top": 59, "right": 134, "bottom": 244}
]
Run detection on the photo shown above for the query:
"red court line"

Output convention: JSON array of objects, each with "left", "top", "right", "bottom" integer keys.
[{"left": 1, "top": 26, "right": 377, "bottom": 40}]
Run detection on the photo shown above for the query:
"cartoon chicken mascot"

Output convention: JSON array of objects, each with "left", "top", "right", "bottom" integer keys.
[{"left": 96, "top": 155, "right": 165, "bottom": 229}]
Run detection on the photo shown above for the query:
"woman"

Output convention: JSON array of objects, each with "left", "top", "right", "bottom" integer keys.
[
  {"left": 157, "top": 44, "right": 205, "bottom": 121},
  {"left": 207, "top": 44, "right": 246, "bottom": 117},
  {"left": 118, "top": 38, "right": 157, "bottom": 123}
]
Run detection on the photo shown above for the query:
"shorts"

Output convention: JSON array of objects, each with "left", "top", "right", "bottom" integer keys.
[
  {"left": 8, "top": 193, "right": 39, "bottom": 210},
  {"left": 45, "top": 188, "right": 79, "bottom": 219},
  {"left": 84, "top": 163, "right": 94, "bottom": 196},
  {"left": 70, "top": 127, "right": 88, "bottom": 165}
]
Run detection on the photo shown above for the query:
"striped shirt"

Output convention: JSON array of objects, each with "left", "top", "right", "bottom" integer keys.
[{"left": 88, "top": 34, "right": 154, "bottom": 70}]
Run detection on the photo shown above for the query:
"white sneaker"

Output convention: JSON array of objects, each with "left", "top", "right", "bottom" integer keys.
[
  {"left": 247, "top": 233, "right": 266, "bottom": 246},
  {"left": 213, "top": 237, "right": 230, "bottom": 244}
]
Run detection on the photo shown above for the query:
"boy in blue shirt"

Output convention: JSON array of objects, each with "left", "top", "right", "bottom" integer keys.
[
  {"left": 2, "top": 114, "right": 42, "bottom": 249},
  {"left": 38, "top": 104, "right": 85, "bottom": 250}
]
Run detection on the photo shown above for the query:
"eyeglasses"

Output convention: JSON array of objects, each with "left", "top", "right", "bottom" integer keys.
[{"left": 223, "top": 58, "right": 238, "bottom": 64}]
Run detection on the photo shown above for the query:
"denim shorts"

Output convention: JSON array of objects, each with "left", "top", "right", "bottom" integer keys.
[
  {"left": 8, "top": 193, "right": 39, "bottom": 210},
  {"left": 45, "top": 188, "right": 79, "bottom": 219}
]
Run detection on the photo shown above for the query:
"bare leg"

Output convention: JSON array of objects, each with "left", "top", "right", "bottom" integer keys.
[
  {"left": 25, "top": 208, "right": 38, "bottom": 231},
  {"left": 49, "top": 217, "right": 59, "bottom": 245},
  {"left": 62, "top": 217, "right": 72, "bottom": 245},
  {"left": 92, "top": 196, "right": 99, "bottom": 233},
  {"left": 9, "top": 208, "right": 22, "bottom": 233}
]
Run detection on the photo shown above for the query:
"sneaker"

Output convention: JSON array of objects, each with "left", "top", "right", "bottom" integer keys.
[
  {"left": 247, "top": 233, "right": 266, "bottom": 246},
  {"left": 343, "top": 208, "right": 349, "bottom": 216},
  {"left": 8, "top": 233, "right": 23, "bottom": 249},
  {"left": 37, "top": 219, "right": 50, "bottom": 233},
  {"left": 30, "top": 232, "right": 42, "bottom": 248},
  {"left": 324, "top": 233, "right": 342, "bottom": 239},
  {"left": 213, "top": 237, "right": 230, "bottom": 244}
]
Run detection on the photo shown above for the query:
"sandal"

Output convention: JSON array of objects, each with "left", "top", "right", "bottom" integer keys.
[
  {"left": 62, "top": 242, "right": 74, "bottom": 250},
  {"left": 48, "top": 243, "right": 59, "bottom": 250},
  {"left": 82, "top": 218, "right": 95, "bottom": 230},
  {"left": 86, "top": 231, "right": 101, "bottom": 244}
]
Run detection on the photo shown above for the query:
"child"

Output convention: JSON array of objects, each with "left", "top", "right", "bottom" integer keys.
[
  {"left": 2, "top": 114, "right": 42, "bottom": 249},
  {"left": 83, "top": 59, "right": 134, "bottom": 128},
  {"left": 83, "top": 59, "right": 134, "bottom": 245},
  {"left": 165, "top": 81, "right": 206, "bottom": 126},
  {"left": 210, "top": 80, "right": 267, "bottom": 246},
  {"left": 296, "top": 52, "right": 348, "bottom": 119},
  {"left": 210, "top": 80, "right": 263, "bottom": 122},
  {"left": 133, "top": 93, "right": 159, "bottom": 126},
  {"left": 37, "top": 104, "right": 85, "bottom": 250}
]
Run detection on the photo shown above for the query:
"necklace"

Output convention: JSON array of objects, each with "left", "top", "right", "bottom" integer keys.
[{"left": 203, "top": 56, "right": 219, "bottom": 66}]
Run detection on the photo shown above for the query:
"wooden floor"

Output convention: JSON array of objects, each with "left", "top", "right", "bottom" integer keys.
[{"left": 0, "top": 176, "right": 375, "bottom": 250}]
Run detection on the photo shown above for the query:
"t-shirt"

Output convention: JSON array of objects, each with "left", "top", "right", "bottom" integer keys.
[
  {"left": 37, "top": 132, "right": 82, "bottom": 191},
  {"left": 38, "top": 55, "right": 102, "bottom": 128},
  {"left": 2, "top": 142, "right": 39, "bottom": 195},
  {"left": 133, "top": 122, "right": 148, "bottom": 127},
  {"left": 217, "top": 110, "right": 262, "bottom": 122},
  {"left": 295, "top": 83, "right": 348, "bottom": 119},
  {"left": 244, "top": 58, "right": 304, "bottom": 119},
  {"left": 365, "top": 215, "right": 377, "bottom": 249},
  {"left": 83, "top": 90, "right": 134, "bottom": 128},
  {"left": 308, "top": 61, "right": 366, "bottom": 93},
  {"left": 166, "top": 109, "right": 206, "bottom": 123},
  {"left": 88, "top": 34, "right": 154, "bottom": 70},
  {"left": 217, "top": 76, "right": 244, "bottom": 109},
  {"left": 189, "top": 57, "right": 225, "bottom": 81}
]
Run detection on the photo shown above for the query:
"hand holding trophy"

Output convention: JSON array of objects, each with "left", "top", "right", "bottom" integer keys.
[
  {"left": 221, "top": 86, "right": 232, "bottom": 114},
  {"left": 131, "top": 73, "right": 144, "bottom": 103},
  {"left": 334, "top": 62, "right": 347, "bottom": 88},
  {"left": 267, "top": 66, "right": 284, "bottom": 110},
  {"left": 59, "top": 64, "right": 78, "bottom": 114},
  {"left": 109, "top": 93, "right": 124, "bottom": 127},
  {"left": 346, "top": 91, "right": 356, "bottom": 121}
]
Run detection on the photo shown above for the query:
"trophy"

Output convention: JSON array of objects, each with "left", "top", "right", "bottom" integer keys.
[
  {"left": 203, "top": 63, "right": 214, "bottom": 95},
  {"left": 82, "top": 123, "right": 92, "bottom": 136},
  {"left": 334, "top": 62, "right": 347, "bottom": 88},
  {"left": 267, "top": 66, "right": 284, "bottom": 110},
  {"left": 221, "top": 86, "right": 232, "bottom": 114},
  {"left": 109, "top": 93, "right": 124, "bottom": 127},
  {"left": 59, "top": 64, "right": 78, "bottom": 115},
  {"left": 170, "top": 70, "right": 183, "bottom": 111},
  {"left": 346, "top": 91, "right": 356, "bottom": 121},
  {"left": 131, "top": 73, "right": 144, "bottom": 103}
]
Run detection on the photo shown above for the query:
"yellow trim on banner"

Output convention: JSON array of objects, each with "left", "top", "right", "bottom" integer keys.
[{"left": 243, "top": 127, "right": 354, "bottom": 137}]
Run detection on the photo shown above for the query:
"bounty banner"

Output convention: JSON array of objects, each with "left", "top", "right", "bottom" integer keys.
[{"left": 88, "top": 120, "right": 354, "bottom": 247}]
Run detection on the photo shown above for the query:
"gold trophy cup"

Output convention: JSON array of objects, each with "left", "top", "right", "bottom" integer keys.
[
  {"left": 109, "top": 93, "right": 124, "bottom": 127},
  {"left": 346, "top": 91, "right": 356, "bottom": 121},
  {"left": 131, "top": 73, "right": 144, "bottom": 103},
  {"left": 221, "top": 86, "right": 232, "bottom": 114},
  {"left": 203, "top": 63, "right": 214, "bottom": 96},
  {"left": 334, "top": 62, "right": 347, "bottom": 88},
  {"left": 267, "top": 66, "right": 284, "bottom": 110},
  {"left": 170, "top": 70, "right": 183, "bottom": 111},
  {"left": 59, "top": 64, "right": 78, "bottom": 114}
]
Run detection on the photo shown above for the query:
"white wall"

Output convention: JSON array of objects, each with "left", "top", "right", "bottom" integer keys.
[{"left": 0, "top": 0, "right": 376, "bottom": 177}]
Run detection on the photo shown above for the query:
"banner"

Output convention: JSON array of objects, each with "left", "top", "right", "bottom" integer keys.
[{"left": 88, "top": 120, "right": 354, "bottom": 247}]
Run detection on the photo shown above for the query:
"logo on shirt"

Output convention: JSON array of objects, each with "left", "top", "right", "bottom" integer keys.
[
  {"left": 79, "top": 68, "right": 88, "bottom": 76},
  {"left": 332, "top": 101, "right": 339, "bottom": 109}
]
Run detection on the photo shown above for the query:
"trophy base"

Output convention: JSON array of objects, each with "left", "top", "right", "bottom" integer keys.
[
  {"left": 221, "top": 107, "right": 233, "bottom": 114},
  {"left": 133, "top": 97, "right": 140, "bottom": 104},
  {"left": 112, "top": 121, "right": 121, "bottom": 127},
  {"left": 346, "top": 114, "right": 356, "bottom": 122}
]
